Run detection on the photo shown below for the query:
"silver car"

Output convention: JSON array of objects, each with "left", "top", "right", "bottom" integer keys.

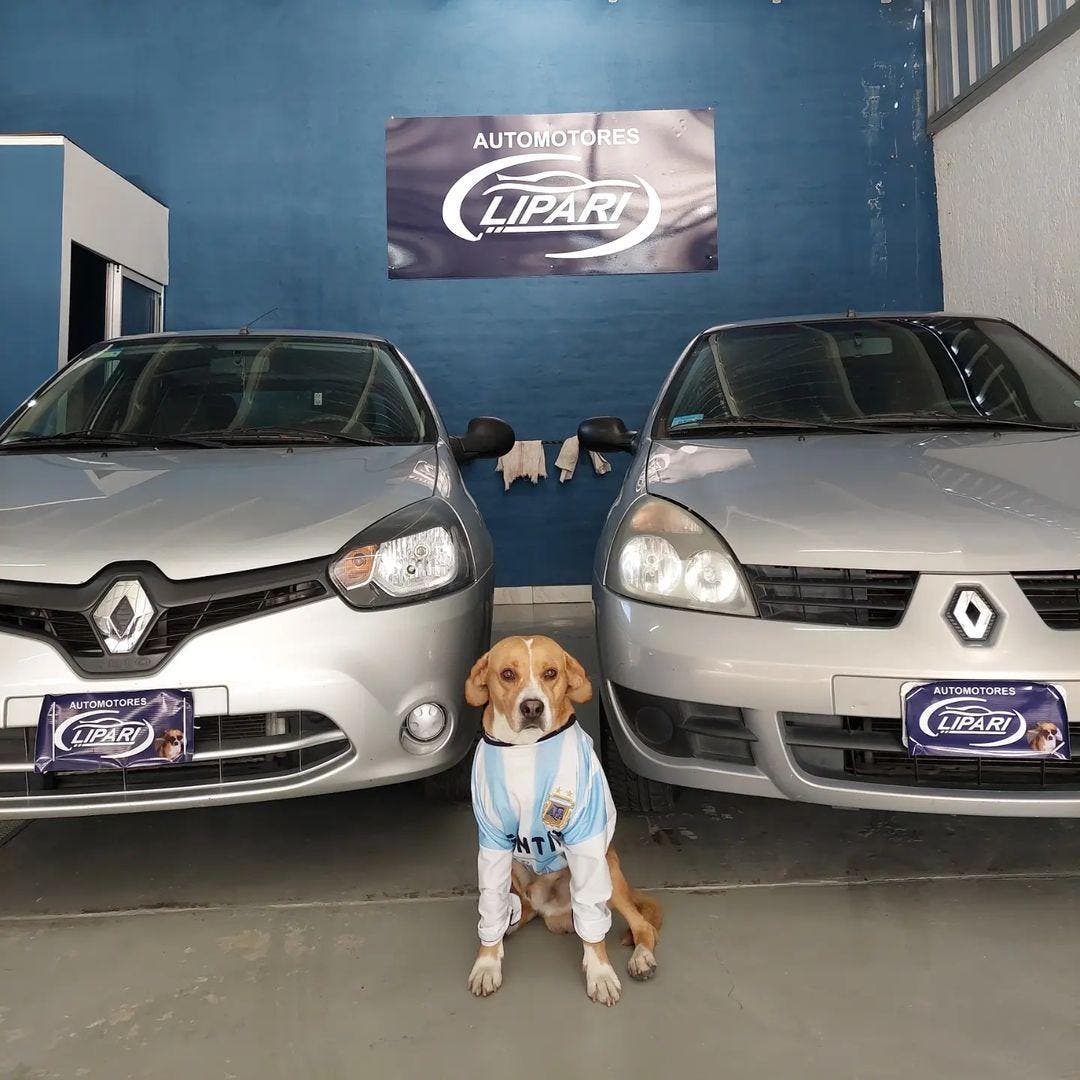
[
  {"left": 581, "top": 315, "right": 1080, "bottom": 817},
  {"left": 0, "top": 331, "right": 513, "bottom": 817}
]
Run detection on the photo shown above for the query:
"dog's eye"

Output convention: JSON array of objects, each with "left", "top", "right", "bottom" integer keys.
[
  {"left": 542, "top": 668, "right": 558, "bottom": 681},
  {"left": 500, "top": 668, "right": 516, "bottom": 681}
]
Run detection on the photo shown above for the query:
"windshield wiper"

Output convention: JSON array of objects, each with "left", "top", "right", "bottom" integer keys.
[
  {"left": 0, "top": 431, "right": 227, "bottom": 451},
  {"left": 842, "top": 411, "right": 1080, "bottom": 432},
  {"left": 667, "top": 415, "right": 887, "bottom": 436},
  {"left": 184, "top": 426, "right": 392, "bottom": 446}
]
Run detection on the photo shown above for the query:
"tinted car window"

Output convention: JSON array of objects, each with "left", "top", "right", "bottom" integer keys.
[
  {"left": 2, "top": 336, "right": 436, "bottom": 444},
  {"left": 659, "top": 319, "right": 1080, "bottom": 434}
]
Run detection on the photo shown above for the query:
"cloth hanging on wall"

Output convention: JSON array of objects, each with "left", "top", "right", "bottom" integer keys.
[
  {"left": 554, "top": 436, "right": 612, "bottom": 482},
  {"left": 495, "top": 441, "right": 547, "bottom": 491}
]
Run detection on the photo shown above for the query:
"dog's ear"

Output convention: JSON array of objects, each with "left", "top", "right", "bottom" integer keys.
[
  {"left": 564, "top": 650, "right": 593, "bottom": 705},
  {"left": 465, "top": 650, "right": 492, "bottom": 707}
]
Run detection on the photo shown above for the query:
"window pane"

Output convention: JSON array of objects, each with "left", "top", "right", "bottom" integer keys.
[
  {"left": 955, "top": 0, "right": 971, "bottom": 91},
  {"left": 121, "top": 277, "right": 159, "bottom": 336},
  {"left": 934, "top": 0, "right": 956, "bottom": 105},
  {"left": 997, "top": 0, "right": 1014, "bottom": 57},
  {"left": 972, "top": 0, "right": 993, "bottom": 79},
  {"left": 1020, "top": 0, "right": 1039, "bottom": 41}
]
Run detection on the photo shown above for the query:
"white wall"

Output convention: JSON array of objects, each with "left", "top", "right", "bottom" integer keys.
[
  {"left": 58, "top": 139, "right": 169, "bottom": 366},
  {"left": 934, "top": 28, "right": 1080, "bottom": 363}
]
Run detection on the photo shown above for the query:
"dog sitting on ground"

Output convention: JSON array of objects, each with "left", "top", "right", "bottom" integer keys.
[
  {"left": 464, "top": 635, "right": 662, "bottom": 1006},
  {"left": 1027, "top": 721, "right": 1062, "bottom": 753},
  {"left": 154, "top": 728, "right": 185, "bottom": 761}
]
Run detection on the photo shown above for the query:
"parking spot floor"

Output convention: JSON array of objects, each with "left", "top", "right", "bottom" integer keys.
[{"left": 2, "top": 605, "right": 1080, "bottom": 1078}]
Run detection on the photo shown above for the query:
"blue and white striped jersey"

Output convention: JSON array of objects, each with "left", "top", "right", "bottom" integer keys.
[{"left": 471, "top": 717, "right": 617, "bottom": 945}]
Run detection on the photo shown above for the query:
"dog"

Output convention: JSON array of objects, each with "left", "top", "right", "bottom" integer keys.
[
  {"left": 154, "top": 728, "right": 185, "bottom": 761},
  {"left": 1027, "top": 721, "right": 1062, "bottom": 754},
  {"left": 464, "top": 635, "right": 662, "bottom": 1006}
]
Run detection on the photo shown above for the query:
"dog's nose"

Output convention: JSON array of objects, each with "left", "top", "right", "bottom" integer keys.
[{"left": 519, "top": 698, "right": 545, "bottom": 724}]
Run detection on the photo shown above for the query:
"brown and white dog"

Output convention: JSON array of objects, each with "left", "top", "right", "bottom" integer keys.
[
  {"left": 464, "top": 635, "right": 662, "bottom": 1006},
  {"left": 1027, "top": 721, "right": 1062, "bottom": 754},
  {"left": 154, "top": 728, "right": 185, "bottom": 761}
]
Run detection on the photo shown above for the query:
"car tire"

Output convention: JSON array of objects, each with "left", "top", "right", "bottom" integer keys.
[{"left": 599, "top": 700, "right": 677, "bottom": 813}]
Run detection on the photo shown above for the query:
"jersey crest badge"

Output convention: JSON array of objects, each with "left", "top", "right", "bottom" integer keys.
[{"left": 541, "top": 787, "right": 575, "bottom": 829}]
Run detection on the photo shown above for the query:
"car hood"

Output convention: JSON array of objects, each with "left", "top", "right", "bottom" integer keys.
[
  {"left": 646, "top": 431, "right": 1080, "bottom": 572},
  {"left": 0, "top": 445, "right": 439, "bottom": 583}
]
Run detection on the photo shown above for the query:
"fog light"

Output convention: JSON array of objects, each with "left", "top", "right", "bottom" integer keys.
[
  {"left": 405, "top": 703, "right": 446, "bottom": 743},
  {"left": 634, "top": 705, "right": 675, "bottom": 748}
]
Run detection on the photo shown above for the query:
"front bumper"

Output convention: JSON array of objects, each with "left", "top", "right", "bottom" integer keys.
[
  {"left": 0, "top": 573, "right": 492, "bottom": 817},
  {"left": 596, "top": 574, "right": 1080, "bottom": 817}
]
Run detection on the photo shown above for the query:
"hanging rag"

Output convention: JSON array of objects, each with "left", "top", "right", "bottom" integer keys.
[
  {"left": 554, "top": 436, "right": 579, "bottom": 482},
  {"left": 554, "top": 436, "right": 612, "bottom": 482},
  {"left": 495, "top": 440, "right": 547, "bottom": 491}
]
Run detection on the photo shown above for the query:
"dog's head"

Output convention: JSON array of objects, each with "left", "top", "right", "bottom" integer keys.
[
  {"left": 1028, "top": 721, "right": 1061, "bottom": 749},
  {"left": 465, "top": 635, "right": 591, "bottom": 745},
  {"left": 159, "top": 729, "right": 184, "bottom": 752}
]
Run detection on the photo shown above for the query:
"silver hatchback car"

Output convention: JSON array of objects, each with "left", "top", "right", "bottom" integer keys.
[
  {"left": 581, "top": 315, "right": 1080, "bottom": 817},
  {"left": 0, "top": 331, "right": 513, "bottom": 817}
]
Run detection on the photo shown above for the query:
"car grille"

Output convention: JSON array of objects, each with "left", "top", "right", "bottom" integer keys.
[
  {"left": 0, "top": 710, "right": 351, "bottom": 802},
  {"left": 0, "top": 565, "right": 328, "bottom": 675},
  {"left": 139, "top": 581, "right": 326, "bottom": 653},
  {"left": 743, "top": 566, "right": 918, "bottom": 628},
  {"left": 610, "top": 684, "right": 756, "bottom": 765},
  {"left": 784, "top": 713, "right": 1080, "bottom": 791},
  {"left": 1013, "top": 571, "right": 1080, "bottom": 630},
  {"left": 0, "top": 606, "right": 100, "bottom": 655}
]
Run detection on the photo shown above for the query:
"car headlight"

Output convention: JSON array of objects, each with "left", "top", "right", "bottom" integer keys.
[
  {"left": 606, "top": 496, "right": 756, "bottom": 616},
  {"left": 329, "top": 500, "right": 472, "bottom": 608}
]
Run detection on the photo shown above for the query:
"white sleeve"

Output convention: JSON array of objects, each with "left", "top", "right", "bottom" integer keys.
[
  {"left": 564, "top": 833, "right": 613, "bottom": 943},
  {"left": 476, "top": 846, "right": 517, "bottom": 945}
]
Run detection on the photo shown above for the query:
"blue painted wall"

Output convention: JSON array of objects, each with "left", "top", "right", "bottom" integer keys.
[
  {"left": 0, "top": 145, "right": 63, "bottom": 414},
  {"left": 0, "top": 0, "right": 941, "bottom": 585}
]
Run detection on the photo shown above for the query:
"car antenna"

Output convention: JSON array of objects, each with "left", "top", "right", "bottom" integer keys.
[{"left": 237, "top": 306, "right": 279, "bottom": 335}]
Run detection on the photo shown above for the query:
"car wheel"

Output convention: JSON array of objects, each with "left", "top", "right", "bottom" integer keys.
[{"left": 599, "top": 700, "right": 677, "bottom": 813}]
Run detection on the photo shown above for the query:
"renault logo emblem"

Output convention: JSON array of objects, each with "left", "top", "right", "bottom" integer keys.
[
  {"left": 945, "top": 586, "right": 999, "bottom": 646},
  {"left": 91, "top": 579, "right": 157, "bottom": 655}
]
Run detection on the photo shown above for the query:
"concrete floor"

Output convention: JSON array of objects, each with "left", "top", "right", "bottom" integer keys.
[{"left": 3, "top": 604, "right": 1080, "bottom": 1079}]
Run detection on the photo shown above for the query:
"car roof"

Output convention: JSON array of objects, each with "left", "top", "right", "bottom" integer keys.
[
  {"left": 100, "top": 329, "right": 392, "bottom": 346},
  {"left": 697, "top": 312, "right": 1003, "bottom": 335}
]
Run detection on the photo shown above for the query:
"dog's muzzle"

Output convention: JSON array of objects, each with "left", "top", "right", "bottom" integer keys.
[{"left": 519, "top": 697, "right": 545, "bottom": 728}]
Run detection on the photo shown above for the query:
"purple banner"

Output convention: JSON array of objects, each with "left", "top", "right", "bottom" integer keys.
[
  {"left": 386, "top": 108, "right": 717, "bottom": 279},
  {"left": 35, "top": 689, "right": 194, "bottom": 773},
  {"left": 903, "top": 682, "right": 1069, "bottom": 760}
]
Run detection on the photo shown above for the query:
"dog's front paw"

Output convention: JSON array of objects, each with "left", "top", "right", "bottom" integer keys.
[
  {"left": 467, "top": 954, "right": 503, "bottom": 997},
  {"left": 627, "top": 945, "right": 657, "bottom": 981},
  {"left": 585, "top": 961, "right": 622, "bottom": 1006}
]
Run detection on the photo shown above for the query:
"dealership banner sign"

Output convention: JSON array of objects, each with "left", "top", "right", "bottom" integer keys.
[{"left": 385, "top": 109, "right": 717, "bottom": 279}]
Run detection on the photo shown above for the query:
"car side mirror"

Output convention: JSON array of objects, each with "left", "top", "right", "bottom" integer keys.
[
  {"left": 578, "top": 415, "right": 637, "bottom": 454},
  {"left": 451, "top": 416, "right": 515, "bottom": 463}
]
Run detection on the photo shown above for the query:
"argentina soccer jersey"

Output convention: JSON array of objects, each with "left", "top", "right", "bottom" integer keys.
[{"left": 471, "top": 717, "right": 617, "bottom": 945}]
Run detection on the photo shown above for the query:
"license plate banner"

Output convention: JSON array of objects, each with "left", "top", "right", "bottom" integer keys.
[
  {"left": 385, "top": 108, "right": 718, "bottom": 279},
  {"left": 903, "top": 682, "right": 1069, "bottom": 760},
  {"left": 34, "top": 690, "right": 194, "bottom": 773}
]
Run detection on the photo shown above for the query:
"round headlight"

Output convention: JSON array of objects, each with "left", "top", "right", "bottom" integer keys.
[
  {"left": 684, "top": 549, "right": 742, "bottom": 605},
  {"left": 618, "top": 535, "right": 682, "bottom": 596}
]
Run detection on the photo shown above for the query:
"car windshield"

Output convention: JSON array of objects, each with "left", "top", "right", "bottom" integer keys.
[
  {"left": 657, "top": 317, "right": 1080, "bottom": 437},
  {"left": 0, "top": 335, "right": 437, "bottom": 448}
]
